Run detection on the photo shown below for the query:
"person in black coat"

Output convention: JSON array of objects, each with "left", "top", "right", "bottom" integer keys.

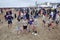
[
  {"left": 26, "top": 13, "right": 29, "bottom": 20},
  {"left": 14, "top": 14, "right": 16, "bottom": 18},
  {"left": 7, "top": 15, "right": 13, "bottom": 29}
]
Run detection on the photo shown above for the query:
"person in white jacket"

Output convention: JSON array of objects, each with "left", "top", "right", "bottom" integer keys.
[
  {"left": 50, "top": 12, "right": 54, "bottom": 18},
  {"left": 55, "top": 14, "right": 60, "bottom": 26}
]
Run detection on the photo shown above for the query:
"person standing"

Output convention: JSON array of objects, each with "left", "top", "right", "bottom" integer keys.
[
  {"left": 22, "top": 18, "right": 28, "bottom": 34},
  {"left": 7, "top": 14, "right": 13, "bottom": 29}
]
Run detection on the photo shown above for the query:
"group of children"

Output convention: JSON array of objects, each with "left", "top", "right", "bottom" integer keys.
[
  {"left": 4, "top": 8, "right": 38, "bottom": 35},
  {"left": 16, "top": 12, "right": 38, "bottom": 35},
  {"left": 0, "top": 8, "right": 60, "bottom": 35},
  {"left": 41, "top": 8, "right": 60, "bottom": 31}
]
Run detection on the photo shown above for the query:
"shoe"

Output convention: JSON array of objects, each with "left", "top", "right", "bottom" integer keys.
[
  {"left": 32, "top": 32, "right": 34, "bottom": 34},
  {"left": 34, "top": 33, "right": 37, "bottom": 36}
]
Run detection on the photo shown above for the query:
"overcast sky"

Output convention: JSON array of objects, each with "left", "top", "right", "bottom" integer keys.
[{"left": 0, "top": 0, "right": 60, "bottom": 7}]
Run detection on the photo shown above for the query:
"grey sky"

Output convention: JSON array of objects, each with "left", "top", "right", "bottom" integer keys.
[{"left": 0, "top": 0, "right": 60, "bottom": 7}]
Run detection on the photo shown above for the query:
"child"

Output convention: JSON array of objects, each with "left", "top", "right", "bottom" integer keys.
[
  {"left": 47, "top": 18, "right": 55, "bottom": 31},
  {"left": 28, "top": 18, "right": 34, "bottom": 32},
  {"left": 55, "top": 14, "right": 60, "bottom": 26},
  {"left": 32, "top": 18, "right": 38, "bottom": 35},
  {"left": 16, "top": 18, "right": 22, "bottom": 35},
  {"left": 42, "top": 15, "right": 46, "bottom": 27},
  {"left": 22, "top": 18, "right": 28, "bottom": 34},
  {"left": 7, "top": 14, "right": 13, "bottom": 29}
]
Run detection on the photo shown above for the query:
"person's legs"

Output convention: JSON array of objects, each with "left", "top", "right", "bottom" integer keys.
[
  {"left": 23, "top": 26, "right": 27, "bottom": 34},
  {"left": 8, "top": 21, "right": 12, "bottom": 29},
  {"left": 14, "top": 14, "right": 16, "bottom": 18},
  {"left": 42, "top": 20, "right": 46, "bottom": 27},
  {"left": 17, "top": 30, "right": 19, "bottom": 35},
  {"left": 8, "top": 24, "right": 10, "bottom": 29},
  {"left": 27, "top": 24, "right": 30, "bottom": 32},
  {"left": 32, "top": 26, "right": 37, "bottom": 35},
  {"left": 10, "top": 23, "right": 12, "bottom": 28},
  {"left": 55, "top": 20, "right": 59, "bottom": 26},
  {"left": 19, "top": 27, "right": 23, "bottom": 34},
  {"left": 8, "top": 21, "right": 10, "bottom": 28},
  {"left": 48, "top": 23, "right": 51, "bottom": 31},
  {"left": 0, "top": 19, "right": 1, "bottom": 23}
]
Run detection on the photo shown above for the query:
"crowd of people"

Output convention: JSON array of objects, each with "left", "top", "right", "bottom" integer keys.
[{"left": 0, "top": 7, "right": 60, "bottom": 35}]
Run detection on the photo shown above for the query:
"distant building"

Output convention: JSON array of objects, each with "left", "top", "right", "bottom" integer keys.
[
  {"left": 36, "top": 2, "right": 60, "bottom": 8},
  {"left": 50, "top": 3, "right": 60, "bottom": 8},
  {"left": 57, "top": 4, "right": 60, "bottom": 7}
]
